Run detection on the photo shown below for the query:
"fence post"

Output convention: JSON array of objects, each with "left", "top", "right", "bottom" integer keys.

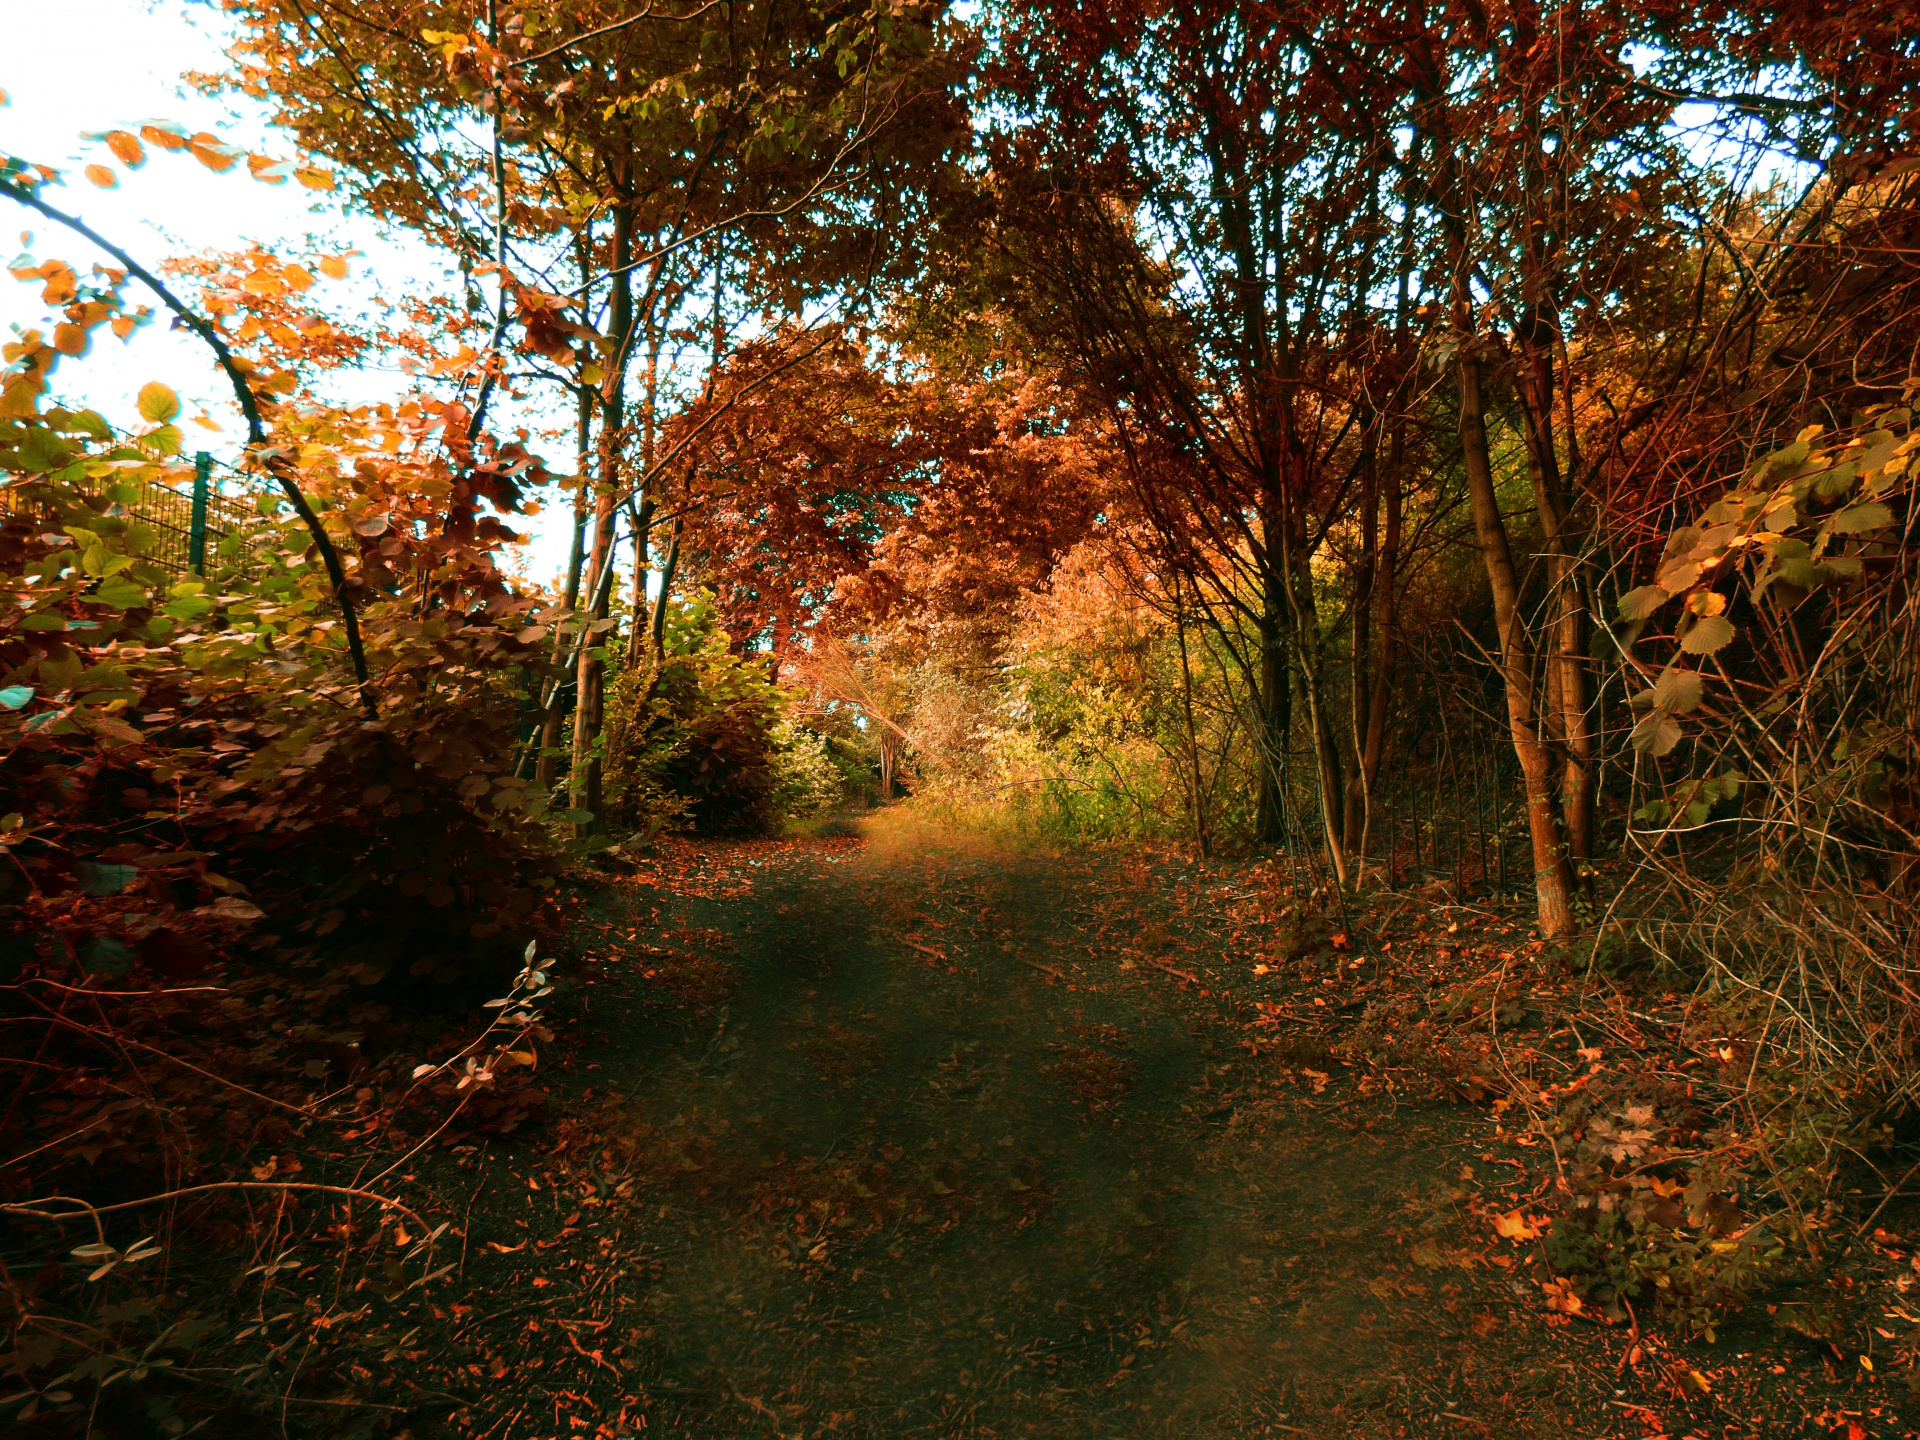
[{"left": 189, "top": 452, "right": 211, "bottom": 574}]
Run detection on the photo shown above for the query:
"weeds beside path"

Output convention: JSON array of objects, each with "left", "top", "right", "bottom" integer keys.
[{"left": 442, "top": 816, "right": 1911, "bottom": 1438}]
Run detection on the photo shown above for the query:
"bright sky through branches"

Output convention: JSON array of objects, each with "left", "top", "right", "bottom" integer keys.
[{"left": 0, "top": 0, "right": 579, "bottom": 583}]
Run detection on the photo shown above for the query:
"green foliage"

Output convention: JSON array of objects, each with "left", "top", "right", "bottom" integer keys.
[
  {"left": 1540, "top": 1090, "right": 1786, "bottom": 1336},
  {"left": 602, "top": 595, "right": 803, "bottom": 837},
  {"left": 770, "top": 721, "right": 866, "bottom": 825}
]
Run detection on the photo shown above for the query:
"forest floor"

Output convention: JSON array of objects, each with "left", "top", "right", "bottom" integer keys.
[{"left": 429, "top": 812, "right": 1917, "bottom": 1440}]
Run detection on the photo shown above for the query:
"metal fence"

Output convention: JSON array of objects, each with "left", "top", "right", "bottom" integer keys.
[{"left": 4, "top": 452, "right": 268, "bottom": 575}]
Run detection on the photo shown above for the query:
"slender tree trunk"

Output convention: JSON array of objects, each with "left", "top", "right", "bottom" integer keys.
[
  {"left": 1277, "top": 491, "right": 1348, "bottom": 887},
  {"left": 1253, "top": 580, "right": 1291, "bottom": 844},
  {"left": 1514, "top": 334, "right": 1596, "bottom": 867},
  {"left": 530, "top": 383, "right": 593, "bottom": 787},
  {"left": 1350, "top": 143, "right": 1418, "bottom": 862},
  {"left": 1344, "top": 427, "right": 1378, "bottom": 853},
  {"left": 1420, "top": 44, "right": 1575, "bottom": 934},
  {"left": 1507, "top": 5, "right": 1596, "bottom": 868},
  {"left": 625, "top": 325, "right": 662, "bottom": 670},
  {"left": 1456, "top": 351, "right": 1576, "bottom": 936},
  {"left": 649, "top": 515, "right": 682, "bottom": 661},
  {"left": 572, "top": 195, "right": 635, "bottom": 837},
  {"left": 1361, "top": 432, "right": 1402, "bottom": 840},
  {"left": 1173, "top": 573, "right": 1211, "bottom": 859}
]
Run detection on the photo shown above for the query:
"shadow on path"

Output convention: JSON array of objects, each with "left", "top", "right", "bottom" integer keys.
[{"left": 525, "top": 816, "right": 1614, "bottom": 1438}]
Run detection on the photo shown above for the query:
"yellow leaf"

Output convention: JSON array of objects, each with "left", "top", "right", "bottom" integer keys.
[
  {"left": 1685, "top": 591, "right": 1726, "bottom": 617},
  {"left": 104, "top": 131, "right": 145, "bottom": 167},
  {"left": 318, "top": 255, "right": 350, "bottom": 280},
  {"left": 84, "top": 164, "right": 118, "bottom": 189},
  {"left": 293, "top": 166, "right": 336, "bottom": 192},
  {"left": 137, "top": 382, "right": 181, "bottom": 424},
  {"left": 1492, "top": 1210, "right": 1539, "bottom": 1241},
  {"left": 191, "top": 414, "right": 221, "bottom": 432}
]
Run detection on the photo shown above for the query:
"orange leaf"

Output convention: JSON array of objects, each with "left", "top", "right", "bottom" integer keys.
[
  {"left": 318, "top": 255, "right": 350, "bottom": 280},
  {"left": 1492, "top": 1210, "right": 1538, "bottom": 1241},
  {"left": 53, "top": 323, "right": 87, "bottom": 356},
  {"left": 84, "top": 164, "right": 117, "bottom": 189},
  {"left": 110, "top": 315, "right": 138, "bottom": 340},
  {"left": 140, "top": 123, "right": 189, "bottom": 152},
  {"left": 293, "top": 166, "right": 336, "bottom": 192},
  {"left": 189, "top": 134, "right": 242, "bottom": 172},
  {"left": 104, "top": 131, "right": 146, "bottom": 167},
  {"left": 282, "top": 264, "right": 316, "bottom": 292},
  {"left": 38, "top": 264, "right": 78, "bottom": 305}
]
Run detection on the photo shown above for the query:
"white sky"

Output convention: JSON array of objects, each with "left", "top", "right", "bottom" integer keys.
[{"left": 0, "top": 0, "right": 579, "bottom": 584}]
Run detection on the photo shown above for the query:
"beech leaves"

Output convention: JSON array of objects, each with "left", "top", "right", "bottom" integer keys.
[{"left": 1622, "top": 414, "right": 1914, "bottom": 758}]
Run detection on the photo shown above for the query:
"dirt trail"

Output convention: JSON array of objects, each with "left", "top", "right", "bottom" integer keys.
[{"left": 526, "top": 816, "right": 1625, "bottom": 1438}]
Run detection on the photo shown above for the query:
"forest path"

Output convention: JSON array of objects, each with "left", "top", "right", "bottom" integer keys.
[{"left": 543, "top": 815, "right": 1605, "bottom": 1438}]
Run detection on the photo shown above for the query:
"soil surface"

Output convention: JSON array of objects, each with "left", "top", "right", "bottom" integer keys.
[{"left": 442, "top": 816, "right": 1914, "bottom": 1438}]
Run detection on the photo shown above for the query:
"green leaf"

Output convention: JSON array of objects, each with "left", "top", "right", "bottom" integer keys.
[
  {"left": 1630, "top": 710, "right": 1683, "bottom": 757},
  {"left": 78, "top": 935, "right": 136, "bottom": 977},
  {"left": 1827, "top": 502, "right": 1893, "bottom": 535},
  {"left": 0, "top": 685, "right": 32, "bottom": 709},
  {"left": 162, "top": 595, "right": 214, "bottom": 621},
  {"left": 1680, "top": 614, "right": 1735, "bottom": 655},
  {"left": 136, "top": 382, "right": 180, "bottom": 424},
  {"left": 1652, "top": 668, "right": 1703, "bottom": 715},
  {"left": 16, "top": 426, "right": 73, "bottom": 472},
  {"left": 1617, "top": 585, "right": 1667, "bottom": 622},
  {"left": 77, "top": 861, "right": 141, "bottom": 896},
  {"left": 88, "top": 575, "right": 148, "bottom": 610}
]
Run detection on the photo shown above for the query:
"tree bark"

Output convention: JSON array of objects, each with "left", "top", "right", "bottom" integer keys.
[
  {"left": 1343, "top": 425, "right": 1379, "bottom": 852},
  {"left": 1456, "top": 350, "right": 1576, "bottom": 936},
  {"left": 649, "top": 515, "right": 682, "bottom": 661},
  {"left": 1359, "top": 422, "right": 1402, "bottom": 851},
  {"left": 1253, "top": 579, "right": 1291, "bottom": 844},
  {"left": 571, "top": 193, "right": 634, "bottom": 837},
  {"left": 531, "top": 396, "right": 591, "bottom": 789}
]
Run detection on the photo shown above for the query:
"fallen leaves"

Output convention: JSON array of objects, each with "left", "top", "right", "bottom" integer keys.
[{"left": 1492, "top": 1210, "right": 1539, "bottom": 1242}]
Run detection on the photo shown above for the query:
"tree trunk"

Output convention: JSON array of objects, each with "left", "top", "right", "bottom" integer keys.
[
  {"left": 625, "top": 323, "right": 663, "bottom": 670},
  {"left": 530, "top": 383, "right": 593, "bottom": 788},
  {"left": 1354, "top": 425, "right": 1402, "bottom": 862},
  {"left": 1456, "top": 351, "right": 1576, "bottom": 936},
  {"left": 1515, "top": 336, "right": 1596, "bottom": 867},
  {"left": 572, "top": 196, "right": 634, "bottom": 837},
  {"left": 1253, "top": 587, "right": 1291, "bottom": 845},
  {"left": 1173, "top": 573, "right": 1211, "bottom": 858},
  {"left": 571, "top": 486, "right": 617, "bottom": 835},
  {"left": 1275, "top": 484, "right": 1348, "bottom": 886},
  {"left": 1343, "top": 425, "right": 1378, "bottom": 852},
  {"left": 649, "top": 516, "right": 682, "bottom": 661}
]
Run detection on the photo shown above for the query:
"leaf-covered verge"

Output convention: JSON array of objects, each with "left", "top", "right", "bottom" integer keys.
[
  {"left": 0, "top": 249, "right": 836, "bottom": 1435},
  {"left": 246, "top": 823, "right": 1908, "bottom": 1438}
]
